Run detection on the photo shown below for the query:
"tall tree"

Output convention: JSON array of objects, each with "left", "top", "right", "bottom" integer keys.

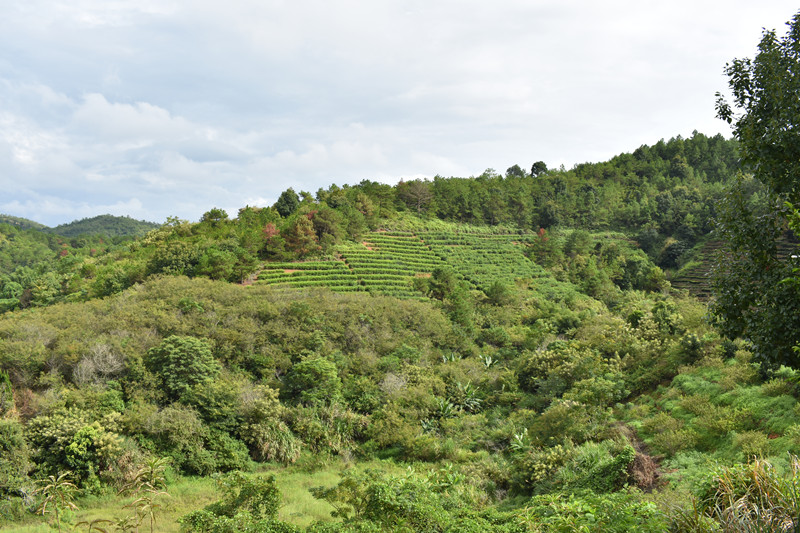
[
  {"left": 711, "top": 12, "right": 800, "bottom": 368},
  {"left": 531, "top": 161, "right": 548, "bottom": 177},
  {"left": 274, "top": 188, "right": 300, "bottom": 218},
  {"left": 716, "top": 13, "right": 800, "bottom": 201},
  {"left": 397, "top": 180, "right": 433, "bottom": 214},
  {"left": 284, "top": 215, "right": 320, "bottom": 258}
]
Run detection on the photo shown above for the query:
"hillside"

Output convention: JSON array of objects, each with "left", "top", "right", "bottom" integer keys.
[
  {"left": 4, "top": 132, "right": 799, "bottom": 532},
  {"left": 0, "top": 246, "right": 792, "bottom": 532},
  {"left": 46, "top": 214, "right": 160, "bottom": 237},
  {"left": 0, "top": 133, "right": 738, "bottom": 316},
  {"left": 0, "top": 214, "right": 47, "bottom": 231}
]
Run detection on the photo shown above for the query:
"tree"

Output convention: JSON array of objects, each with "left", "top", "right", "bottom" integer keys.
[
  {"left": 427, "top": 267, "right": 457, "bottom": 300},
  {"left": 715, "top": 13, "right": 800, "bottom": 201},
  {"left": 284, "top": 358, "right": 342, "bottom": 406},
  {"left": 273, "top": 188, "right": 300, "bottom": 218},
  {"left": 711, "top": 12, "right": 800, "bottom": 368},
  {"left": 531, "top": 161, "right": 548, "bottom": 177},
  {"left": 145, "top": 336, "right": 221, "bottom": 403},
  {"left": 485, "top": 280, "right": 513, "bottom": 306},
  {"left": 506, "top": 164, "right": 526, "bottom": 178},
  {"left": 284, "top": 215, "right": 320, "bottom": 258},
  {"left": 199, "top": 208, "right": 228, "bottom": 226},
  {"left": 0, "top": 419, "right": 30, "bottom": 497},
  {"left": 397, "top": 180, "right": 433, "bottom": 214}
]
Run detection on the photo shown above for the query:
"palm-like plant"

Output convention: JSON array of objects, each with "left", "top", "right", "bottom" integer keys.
[
  {"left": 456, "top": 381, "right": 482, "bottom": 413},
  {"left": 119, "top": 457, "right": 171, "bottom": 533},
  {"left": 33, "top": 471, "right": 78, "bottom": 533}
]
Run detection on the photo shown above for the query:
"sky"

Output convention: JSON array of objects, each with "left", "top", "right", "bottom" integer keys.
[{"left": 1, "top": 1, "right": 798, "bottom": 226}]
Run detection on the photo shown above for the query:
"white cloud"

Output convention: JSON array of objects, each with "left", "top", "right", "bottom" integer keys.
[
  {"left": 1, "top": 0, "right": 799, "bottom": 225},
  {"left": 72, "top": 94, "right": 194, "bottom": 143},
  {"left": 0, "top": 111, "right": 67, "bottom": 172}
]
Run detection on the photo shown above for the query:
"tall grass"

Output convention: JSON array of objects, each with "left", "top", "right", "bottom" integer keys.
[{"left": 670, "top": 455, "right": 800, "bottom": 532}]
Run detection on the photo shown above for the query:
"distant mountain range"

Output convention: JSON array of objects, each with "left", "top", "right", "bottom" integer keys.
[{"left": 0, "top": 213, "right": 160, "bottom": 237}]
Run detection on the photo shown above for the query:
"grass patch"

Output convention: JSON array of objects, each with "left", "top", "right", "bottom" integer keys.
[{"left": 0, "top": 458, "right": 408, "bottom": 532}]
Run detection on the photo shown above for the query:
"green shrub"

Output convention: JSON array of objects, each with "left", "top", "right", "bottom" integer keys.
[
  {"left": 126, "top": 403, "right": 247, "bottom": 475},
  {"left": 731, "top": 430, "right": 772, "bottom": 461},
  {"left": 0, "top": 419, "right": 30, "bottom": 496},
  {"left": 511, "top": 444, "right": 570, "bottom": 493},
  {"left": 204, "top": 429, "right": 251, "bottom": 472},
  {"left": 310, "top": 469, "right": 462, "bottom": 531},
  {"left": 62, "top": 384, "right": 126, "bottom": 416},
  {"left": 342, "top": 376, "right": 384, "bottom": 414},
  {"left": 181, "top": 471, "right": 298, "bottom": 532},
  {"left": 523, "top": 489, "right": 668, "bottom": 532},
  {"left": 642, "top": 412, "right": 699, "bottom": 457},
  {"left": 562, "top": 375, "right": 628, "bottom": 407},
  {"left": 241, "top": 419, "right": 301, "bottom": 465},
  {"left": 686, "top": 456, "right": 800, "bottom": 532},
  {"left": 284, "top": 358, "right": 342, "bottom": 406},
  {"left": 403, "top": 434, "right": 459, "bottom": 462},
  {"left": 0, "top": 371, "right": 13, "bottom": 416},
  {"left": 651, "top": 429, "right": 699, "bottom": 458},
  {"left": 183, "top": 373, "right": 242, "bottom": 432},
  {"left": 530, "top": 400, "right": 602, "bottom": 445},
  {"left": 145, "top": 336, "right": 220, "bottom": 403},
  {"left": 287, "top": 405, "right": 367, "bottom": 455},
  {"left": 25, "top": 408, "right": 122, "bottom": 487},
  {"left": 364, "top": 408, "right": 417, "bottom": 450},
  {"left": 651, "top": 299, "right": 682, "bottom": 335},
  {"left": 147, "top": 240, "right": 200, "bottom": 276},
  {"left": 554, "top": 440, "right": 636, "bottom": 494}
]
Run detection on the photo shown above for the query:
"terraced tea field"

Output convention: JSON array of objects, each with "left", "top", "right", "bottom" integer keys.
[
  {"left": 669, "top": 240, "right": 722, "bottom": 300},
  {"left": 254, "top": 224, "right": 548, "bottom": 297},
  {"left": 254, "top": 260, "right": 364, "bottom": 293},
  {"left": 419, "top": 231, "right": 549, "bottom": 290},
  {"left": 337, "top": 232, "right": 445, "bottom": 298},
  {"left": 670, "top": 231, "right": 798, "bottom": 300}
]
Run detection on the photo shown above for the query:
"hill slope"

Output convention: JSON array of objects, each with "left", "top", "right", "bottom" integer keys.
[
  {"left": 47, "top": 214, "right": 160, "bottom": 237},
  {"left": 0, "top": 214, "right": 48, "bottom": 230}
]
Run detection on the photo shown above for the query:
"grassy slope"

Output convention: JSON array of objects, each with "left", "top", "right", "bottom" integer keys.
[{"left": 0, "top": 458, "right": 411, "bottom": 531}]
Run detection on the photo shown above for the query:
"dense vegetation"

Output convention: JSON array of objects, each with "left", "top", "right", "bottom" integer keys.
[
  {"left": 0, "top": 216, "right": 47, "bottom": 232},
  {"left": 3, "top": 13, "right": 800, "bottom": 532},
  {"left": 0, "top": 131, "right": 734, "bottom": 317},
  {"left": 0, "top": 153, "right": 768, "bottom": 532},
  {"left": 47, "top": 215, "right": 160, "bottom": 239}
]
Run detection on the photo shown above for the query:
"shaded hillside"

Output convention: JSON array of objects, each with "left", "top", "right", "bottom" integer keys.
[
  {"left": 671, "top": 231, "right": 799, "bottom": 300},
  {"left": 47, "top": 214, "right": 160, "bottom": 237},
  {"left": 669, "top": 240, "right": 723, "bottom": 300}
]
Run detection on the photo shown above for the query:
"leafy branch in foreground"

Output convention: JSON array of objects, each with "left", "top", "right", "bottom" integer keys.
[{"left": 711, "top": 11, "right": 800, "bottom": 369}]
